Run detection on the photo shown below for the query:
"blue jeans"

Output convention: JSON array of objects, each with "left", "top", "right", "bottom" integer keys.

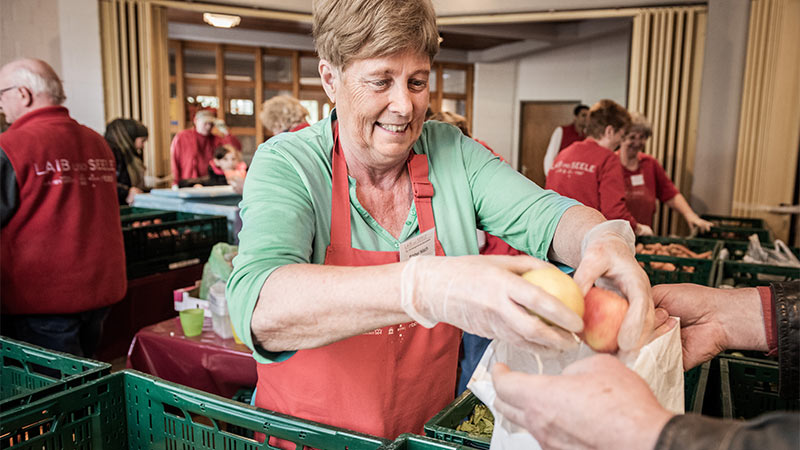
[
  {"left": 457, "top": 332, "right": 492, "bottom": 395},
  {"left": 1, "top": 306, "right": 111, "bottom": 358}
]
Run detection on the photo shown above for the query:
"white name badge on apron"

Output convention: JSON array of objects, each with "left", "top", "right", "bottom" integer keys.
[
  {"left": 399, "top": 228, "right": 436, "bottom": 262},
  {"left": 630, "top": 174, "right": 645, "bottom": 186}
]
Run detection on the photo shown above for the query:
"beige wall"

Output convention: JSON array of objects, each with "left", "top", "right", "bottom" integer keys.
[
  {"left": 0, "top": 0, "right": 63, "bottom": 71},
  {"left": 0, "top": 0, "right": 105, "bottom": 133},
  {"left": 691, "top": 0, "right": 751, "bottom": 215}
]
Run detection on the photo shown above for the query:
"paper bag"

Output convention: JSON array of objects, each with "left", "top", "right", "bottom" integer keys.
[{"left": 468, "top": 322, "right": 684, "bottom": 450}]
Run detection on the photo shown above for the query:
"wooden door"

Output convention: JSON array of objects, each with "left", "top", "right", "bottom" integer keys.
[{"left": 518, "top": 101, "right": 580, "bottom": 187}]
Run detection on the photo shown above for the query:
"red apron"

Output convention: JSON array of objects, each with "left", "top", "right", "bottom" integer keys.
[{"left": 255, "top": 123, "right": 461, "bottom": 440}]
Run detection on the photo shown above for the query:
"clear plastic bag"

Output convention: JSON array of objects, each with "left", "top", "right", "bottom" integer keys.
[{"left": 199, "top": 242, "right": 238, "bottom": 299}]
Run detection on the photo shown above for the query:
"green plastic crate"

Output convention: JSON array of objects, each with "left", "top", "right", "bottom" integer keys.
[
  {"left": 684, "top": 362, "right": 711, "bottom": 413},
  {"left": 635, "top": 236, "right": 721, "bottom": 286},
  {"left": 719, "top": 356, "right": 799, "bottom": 420},
  {"left": 0, "top": 370, "right": 389, "bottom": 450},
  {"left": 715, "top": 260, "right": 800, "bottom": 288},
  {"left": 383, "top": 434, "right": 470, "bottom": 450},
  {"left": 0, "top": 337, "right": 110, "bottom": 415},
  {"left": 700, "top": 214, "right": 765, "bottom": 229},
  {"left": 424, "top": 391, "right": 491, "bottom": 450}
]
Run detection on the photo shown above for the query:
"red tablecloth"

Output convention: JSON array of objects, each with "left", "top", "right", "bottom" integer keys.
[{"left": 127, "top": 316, "right": 257, "bottom": 399}]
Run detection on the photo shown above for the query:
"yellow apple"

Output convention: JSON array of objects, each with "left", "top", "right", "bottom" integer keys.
[{"left": 521, "top": 267, "right": 585, "bottom": 318}]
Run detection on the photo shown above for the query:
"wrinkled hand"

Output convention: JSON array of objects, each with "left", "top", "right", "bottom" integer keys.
[
  {"left": 574, "top": 221, "right": 653, "bottom": 352},
  {"left": 687, "top": 215, "right": 714, "bottom": 233},
  {"left": 653, "top": 284, "right": 766, "bottom": 370},
  {"left": 126, "top": 186, "right": 144, "bottom": 205},
  {"left": 492, "top": 355, "right": 674, "bottom": 450},
  {"left": 401, "top": 255, "right": 583, "bottom": 351}
]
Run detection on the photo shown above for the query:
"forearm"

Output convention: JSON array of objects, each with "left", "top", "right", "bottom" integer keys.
[
  {"left": 251, "top": 262, "right": 411, "bottom": 352},
  {"left": 719, "top": 287, "right": 769, "bottom": 351},
  {"left": 547, "top": 205, "right": 606, "bottom": 268},
  {"left": 665, "top": 194, "right": 700, "bottom": 223}
]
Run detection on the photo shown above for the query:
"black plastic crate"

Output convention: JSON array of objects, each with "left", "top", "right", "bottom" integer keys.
[
  {"left": 719, "top": 356, "right": 799, "bottom": 420},
  {"left": 635, "top": 236, "right": 721, "bottom": 286},
  {"left": 685, "top": 362, "right": 711, "bottom": 413},
  {"left": 122, "top": 212, "right": 227, "bottom": 278},
  {"left": 698, "top": 227, "right": 771, "bottom": 243},
  {"left": 715, "top": 260, "right": 800, "bottom": 288},
  {"left": 0, "top": 337, "right": 110, "bottom": 416},
  {"left": 0, "top": 370, "right": 389, "bottom": 450},
  {"left": 700, "top": 214, "right": 765, "bottom": 229}
]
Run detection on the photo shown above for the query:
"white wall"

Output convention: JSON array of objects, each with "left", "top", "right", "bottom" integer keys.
[
  {"left": 472, "top": 61, "right": 518, "bottom": 162},
  {"left": 691, "top": 0, "right": 750, "bottom": 215},
  {"left": 510, "top": 28, "right": 631, "bottom": 167},
  {"left": 0, "top": 0, "right": 105, "bottom": 133}
]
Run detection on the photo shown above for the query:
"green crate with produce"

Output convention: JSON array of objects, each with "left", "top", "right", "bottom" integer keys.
[
  {"left": 424, "top": 390, "right": 491, "bottom": 450},
  {"left": 0, "top": 370, "right": 389, "bottom": 450},
  {"left": 635, "top": 236, "right": 721, "bottom": 286},
  {"left": 0, "top": 337, "right": 110, "bottom": 415}
]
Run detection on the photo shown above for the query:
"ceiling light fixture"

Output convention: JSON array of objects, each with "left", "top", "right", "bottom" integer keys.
[{"left": 203, "top": 13, "right": 241, "bottom": 29}]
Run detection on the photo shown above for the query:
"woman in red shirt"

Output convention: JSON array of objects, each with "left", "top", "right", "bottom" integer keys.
[{"left": 617, "top": 114, "right": 713, "bottom": 232}]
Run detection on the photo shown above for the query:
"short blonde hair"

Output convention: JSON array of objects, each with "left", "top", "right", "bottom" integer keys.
[
  {"left": 627, "top": 113, "right": 652, "bottom": 139},
  {"left": 312, "top": 0, "right": 439, "bottom": 69},
  {"left": 429, "top": 111, "right": 470, "bottom": 137},
  {"left": 260, "top": 96, "right": 309, "bottom": 134}
]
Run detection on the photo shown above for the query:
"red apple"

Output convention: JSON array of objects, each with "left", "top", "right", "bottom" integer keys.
[{"left": 580, "top": 287, "right": 629, "bottom": 353}]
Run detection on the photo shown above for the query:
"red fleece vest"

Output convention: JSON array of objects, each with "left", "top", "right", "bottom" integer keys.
[
  {"left": 559, "top": 123, "right": 584, "bottom": 151},
  {"left": 1, "top": 106, "right": 126, "bottom": 314}
]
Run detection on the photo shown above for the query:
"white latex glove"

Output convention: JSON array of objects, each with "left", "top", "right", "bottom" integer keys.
[
  {"left": 635, "top": 223, "right": 654, "bottom": 236},
  {"left": 574, "top": 220, "right": 654, "bottom": 352},
  {"left": 401, "top": 255, "right": 583, "bottom": 351}
]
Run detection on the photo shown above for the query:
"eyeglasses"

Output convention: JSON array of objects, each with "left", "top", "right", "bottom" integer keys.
[{"left": 0, "top": 85, "right": 18, "bottom": 99}]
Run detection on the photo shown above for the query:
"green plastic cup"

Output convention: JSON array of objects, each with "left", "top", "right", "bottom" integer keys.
[{"left": 179, "top": 308, "right": 205, "bottom": 337}]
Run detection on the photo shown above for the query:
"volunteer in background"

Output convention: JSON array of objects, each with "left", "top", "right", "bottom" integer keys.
[
  {"left": 617, "top": 114, "right": 713, "bottom": 232},
  {"left": 543, "top": 104, "right": 589, "bottom": 177},
  {"left": 228, "top": 0, "right": 654, "bottom": 440},
  {"left": 170, "top": 109, "right": 222, "bottom": 186},
  {"left": 0, "top": 58, "right": 126, "bottom": 357},
  {"left": 491, "top": 281, "right": 799, "bottom": 450},
  {"left": 105, "top": 118, "right": 149, "bottom": 205},
  {"left": 546, "top": 99, "right": 653, "bottom": 236},
  {"left": 259, "top": 95, "right": 310, "bottom": 136}
]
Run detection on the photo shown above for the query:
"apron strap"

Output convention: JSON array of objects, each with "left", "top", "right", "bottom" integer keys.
[
  {"left": 407, "top": 153, "right": 445, "bottom": 256},
  {"left": 329, "top": 121, "right": 444, "bottom": 256},
  {"left": 329, "top": 122, "right": 353, "bottom": 247}
]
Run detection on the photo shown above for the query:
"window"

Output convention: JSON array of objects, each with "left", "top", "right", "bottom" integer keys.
[{"left": 170, "top": 39, "right": 474, "bottom": 159}]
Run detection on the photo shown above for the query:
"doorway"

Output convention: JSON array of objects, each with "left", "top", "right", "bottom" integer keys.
[{"left": 518, "top": 101, "right": 580, "bottom": 187}]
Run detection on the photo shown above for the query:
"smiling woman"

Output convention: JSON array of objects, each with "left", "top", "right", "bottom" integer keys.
[{"left": 226, "top": 0, "right": 654, "bottom": 443}]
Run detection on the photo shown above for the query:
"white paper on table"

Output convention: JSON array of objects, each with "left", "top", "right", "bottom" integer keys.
[{"left": 468, "top": 320, "right": 684, "bottom": 450}]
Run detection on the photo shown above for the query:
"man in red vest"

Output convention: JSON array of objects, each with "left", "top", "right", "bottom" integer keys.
[
  {"left": 543, "top": 103, "right": 589, "bottom": 177},
  {"left": 0, "top": 58, "right": 126, "bottom": 357},
  {"left": 170, "top": 109, "right": 223, "bottom": 186}
]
